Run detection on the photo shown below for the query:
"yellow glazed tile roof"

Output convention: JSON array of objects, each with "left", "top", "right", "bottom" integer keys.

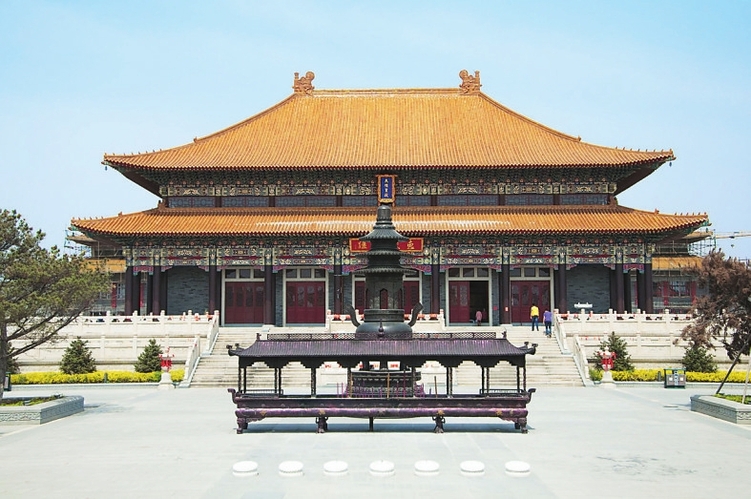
[
  {"left": 103, "top": 87, "right": 673, "bottom": 171},
  {"left": 72, "top": 205, "right": 707, "bottom": 238}
]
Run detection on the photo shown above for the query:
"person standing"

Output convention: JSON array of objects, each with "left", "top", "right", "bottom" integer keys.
[
  {"left": 543, "top": 309, "right": 553, "bottom": 337},
  {"left": 475, "top": 309, "right": 483, "bottom": 326},
  {"left": 530, "top": 303, "right": 539, "bottom": 331}
]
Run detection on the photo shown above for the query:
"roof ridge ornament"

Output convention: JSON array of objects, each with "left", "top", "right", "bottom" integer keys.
[
  {"left": 293, "top": 71, "right": 315, "bottom": 95},
  {"left": 459, "top": 69, "right": 481, "bottom": 94}
]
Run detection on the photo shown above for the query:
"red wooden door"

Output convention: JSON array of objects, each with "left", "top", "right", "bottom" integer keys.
[
  {"left": 251, "top": 283, "right": 265, "bottom": 323},
  {"left": 449, "top": 281, "right": 471, "bottom": 323},
  {"left": 224, "top": 282, "right": 264, "bottom": 324},
  {"left": 403, "top": 281, "right": 420, "bottom": 314},
  {"left": 354, "top": 281, "right": 366, "bottom": 313},
  {"left": 286, "top": 282, "right": 326, "bottom": 324},
  {"left": 511, "top": 281, "right": 550, "bottom": 324}
]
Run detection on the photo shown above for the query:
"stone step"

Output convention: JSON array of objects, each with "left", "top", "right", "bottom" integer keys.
[{"left": 188, "top": 325, "right": 585, "bottom": 387}]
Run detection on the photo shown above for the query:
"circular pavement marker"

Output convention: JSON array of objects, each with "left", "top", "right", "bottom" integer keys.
[
  {"left": 414, "top": 460, "right": 440, "bottom": 476},
  {"left": 369, "top": 460, "right": 395, "bottom": 477},
  {"left": 459, "top": 460, "right": 485, "bottom": 477},
  {"left": 278, "top": 460, "right": 304, "bottom": 477},
  {"left": 323, "top": 460, "right": 349, "bottom": 476},
  {"left": 505, "top": 460, "right": 531, "bottom": 477},
  {"left": 232, "top": 461, "right": 259, "bottom": 477}
]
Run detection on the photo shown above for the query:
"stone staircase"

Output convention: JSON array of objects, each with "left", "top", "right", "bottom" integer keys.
[
  {"left": 188, "top": 327, "right": 312, "bottom": 388},
  {"left": 187, "top": 325, "right": 584, "bottom": 388},
  {"left": 454, "top": 325, "right": 585, "bottom": 387}
]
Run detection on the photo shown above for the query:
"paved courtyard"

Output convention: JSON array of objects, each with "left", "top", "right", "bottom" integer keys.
[{"left": 1, "top": 383, "right": 749, "bottom": 498}]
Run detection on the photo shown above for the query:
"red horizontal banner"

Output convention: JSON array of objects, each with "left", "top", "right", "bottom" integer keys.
[{"left": 349, "top": 238, "right": 423, "bottom": 253}]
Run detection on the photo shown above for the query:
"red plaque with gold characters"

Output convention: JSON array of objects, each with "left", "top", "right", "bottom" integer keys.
[
  {"left": 349, "top": 237, "right": 423, "bottom": 253},
  {"left": 398, "top": 237, "right": 423, "bottom": 253}
]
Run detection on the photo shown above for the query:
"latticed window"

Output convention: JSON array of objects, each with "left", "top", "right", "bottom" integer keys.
[
  {"left": 437, "top": 195, "right": 497, "bottom": 206},
  {"left": 276, "top": 196, "right": 336, "bottom": 207},
  {"left": 505, "top": 195, "right": 553, "bottom": 206},
  {"left": 167, "top": 197, "right": 215, "bottom": 208},
  {"left": 342, "top": 196, "right": 378, "bottom": 207},
  {"left": 560, "top": 194, "right": 608, "bottom": 205},
  {"left": 222, "top": 196, "right": 270, "bottom": 207},
  {"left": 398, "top": 196, "right": 431, "bottom": 206}
]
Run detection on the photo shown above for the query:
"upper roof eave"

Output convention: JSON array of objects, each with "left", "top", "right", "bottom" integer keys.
[
  {"left": 71, "top": 205, "right": 709, "bottom": 240},
  {"left": 101, "top": 84, "right": 674, "bottom": 172}
]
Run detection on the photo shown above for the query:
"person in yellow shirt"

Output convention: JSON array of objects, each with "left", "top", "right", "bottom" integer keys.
[{"left": 530, "top": 304, "right": 540, "bottom": 331}]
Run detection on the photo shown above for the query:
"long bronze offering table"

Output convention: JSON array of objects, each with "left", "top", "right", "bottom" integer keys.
[{"left": 228, "top": 388, "right": 536, "bottom": 434}]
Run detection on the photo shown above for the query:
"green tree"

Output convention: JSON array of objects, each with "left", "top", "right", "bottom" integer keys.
[
  {"left": 134, "top": 339, "right": 163, "bottom": 373},
  {"left": 681, "top": 251, "right": 751, "bottom": 391},
  {"left": 682, "top": 251, "right": 751, "bottom": 358},
  {"left": 681, "top": 344, "right": 717, "bottom": 373},
  {"left": 0, "top": 210, "right": 109, "bottom": 398},
  {"left": 59, "top": 337, "right": 97, "bottom": 374},
  {"left": 591, "top": 331, "right": 634, "bottom": 371}
]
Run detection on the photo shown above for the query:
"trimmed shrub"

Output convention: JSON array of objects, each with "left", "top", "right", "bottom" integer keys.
[
  {"left": 611, "top": 369, "right": 661, "bottom": 382},
  {"left": 59, "top": 337, "right": 96, "bottom": 374},
  {"left": 686, "top": 371, "right": 748, "bottom": 383},
  {"left": 606, "top": 369, "right": 749, "bottom": 383},
  {"left": 681, "top": 345, "right": 717, "bottom": 373},
  {"left": 10, "top": 369, "right": 185, "bottom": 385},
  {"left": 134, "top": 339, "right": 163, "bottom": 373}
]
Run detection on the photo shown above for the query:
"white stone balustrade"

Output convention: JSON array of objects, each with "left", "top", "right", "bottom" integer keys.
[{"left": 15, "top": 311, "right": 219, "bottom": 372}]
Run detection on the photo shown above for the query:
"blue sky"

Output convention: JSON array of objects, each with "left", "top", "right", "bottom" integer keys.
[{"left": 1, "top": 1, "right": 749, "bottom": 257}]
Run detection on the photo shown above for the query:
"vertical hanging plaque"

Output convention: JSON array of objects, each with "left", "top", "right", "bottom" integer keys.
[{"left": 377, "top": 174, "right": 395, "bottom": 204}]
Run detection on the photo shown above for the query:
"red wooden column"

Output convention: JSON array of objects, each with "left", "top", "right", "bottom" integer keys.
[
  {"left": 208, "top": 264, "right": 218, "bottom": 315},
  {"left": 623, "top": 270, "right": 632, "bottom": 313},
  {"left": 333, "top": 263, "right": 343, "bottom": 315},
  {"left": 263, "top": 264, "right": 275, "bottom": 325},
  {"left": 643, "top": 262, "right": 654, "bottom": 314},
  {"left": 614, "top": 263, "right": 625, "bottom": 313},
  {"left": 430, "top": 262, "right": 440, "bottom": 315},
  {"left": 500, "top": 263, "right": 511, "bottom": 324},
  {"left": 151, "top": 266, "right": 162, "bottom": 314},
  {"left": 556, "top": 264, "right": 568, "bottom": 313},
  {"left": 124, "top": 268, "right": 141, "bottom": 316},
  {"left": 145, "top": 272, "right": 154, "bottom": 315},
  {"left": 636, "top": 269, "right": 647, "bottom": 312}
]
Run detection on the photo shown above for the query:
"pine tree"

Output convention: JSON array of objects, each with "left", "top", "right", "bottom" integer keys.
[
  {"left": 1, "top": 209, "right": 109, "bottom": 398},
  {"left": 592, "top": 332, "right": 634, "bottom": 371},
  {"left": 681, "top": 344, "right": 717, "bottom": 373},
  {"left": 59, "top": 337, "right": 97, "bottom": 374},
  {"left": 134, "top": 339, "right": 163, "bottom": 373}
]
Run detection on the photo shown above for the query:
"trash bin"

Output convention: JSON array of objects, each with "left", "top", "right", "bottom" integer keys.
[
  {"left": 663, "top": 368, "right": 686, "bottom": 388},
  {"left": 3, "top": 373, "right": 10, "bottom": 392}
]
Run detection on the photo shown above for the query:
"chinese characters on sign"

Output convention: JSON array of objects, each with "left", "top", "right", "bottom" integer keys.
[
  {"left": 377, "top": 175, "right": 395, "bottom": 204},
  {"left": 349, "top": 238, "right": 423, "bottom": 253}
]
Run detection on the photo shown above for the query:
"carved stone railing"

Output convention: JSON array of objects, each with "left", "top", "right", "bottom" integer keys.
[
  {"left": 325, "top": 309, "right": 447, "bottom": 333},
  {"left": 16, "top": 311, "right": 220, "bottom": 372},
  {"left": 554, "top": 310, "right": 734, "bottom": 368}
]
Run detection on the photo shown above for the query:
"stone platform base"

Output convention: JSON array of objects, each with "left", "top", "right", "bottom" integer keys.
[
  {"left": 0, "top": 396, "right": 84, "bottom": 425},
  {"left": 691, "top": 395, "right": 751, "bottom": 425}
]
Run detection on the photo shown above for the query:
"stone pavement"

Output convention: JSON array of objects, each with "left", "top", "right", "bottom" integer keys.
[{"left": 1, "top": 383, "right": 749, "bottom": 498}]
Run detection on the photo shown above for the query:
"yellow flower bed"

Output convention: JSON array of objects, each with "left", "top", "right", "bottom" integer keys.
[
  {"left": 11, "top": 369, "right": 184, "bottom": 385},
  {"left": 609, "top": 369, "right": 749, "bottom": 383}
]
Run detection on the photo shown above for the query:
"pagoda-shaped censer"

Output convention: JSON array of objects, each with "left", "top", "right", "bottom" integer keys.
[{"left": 349, "top": 204, "right": 422, "bottom": 340}]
